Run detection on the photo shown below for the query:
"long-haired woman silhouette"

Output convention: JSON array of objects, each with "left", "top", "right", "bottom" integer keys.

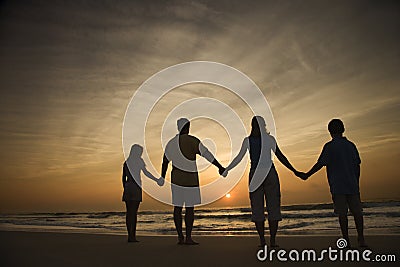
[
  {"left": 122, "top": 144, "right": 163, "bottom": 242},
  {"left": 223, "top": 116, "right": 301, "bottom": 247}
]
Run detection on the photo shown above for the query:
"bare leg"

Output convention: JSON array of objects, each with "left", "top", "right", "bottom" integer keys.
[
  {"left": 255, "top": 221, "right": 266, "bottom": 246},
  {"left": 338, "top": 215, "right": 350, "bottom": 247},
  {"left": 125, "top": 201, "right": 140, "bottom": 242},
  {"left": 184, "top": 207, "right": 198, "bottom": 245},
  {"left": 268, "top": 219, "right": 279, "bottom": 247},
  {"left": 131, "top": 201, "right": 140, "bottom": 242},
  {"left": 173, "top": 206, "right": 184, "bottom": 244},
  {"left": 354, "top": 214, "right": 367, "bottom": 247},
  {"left": 125, "top": 201, "right": 133, "bottom": 241}
]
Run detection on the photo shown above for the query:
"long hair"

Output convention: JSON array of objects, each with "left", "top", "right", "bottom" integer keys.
[
  {"left": 250, "top": 116, "right": 268, "bottom": 137},
  {"left": 128, "top": 144, "right": 143, "bottom": 160}
]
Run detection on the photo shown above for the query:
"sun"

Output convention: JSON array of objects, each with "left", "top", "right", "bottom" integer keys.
[{"left": 225, "top": 193, "right": 231, "bottom": 198}]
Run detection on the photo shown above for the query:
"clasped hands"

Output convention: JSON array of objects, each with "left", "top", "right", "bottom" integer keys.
[
  {"left": 293, "top": 170, "right": 310, "bottom": 181},
  {"left": 157, "top": 177, "right": 165, "bottom": 186},
  {"left": 218, "top": 166, "right": 226, "bottom": 177},
  {"left": 221, "top": 169, "right": 309, "bottom": 180},
  {"left": 157, "top": 166, "right": 226, "bottom": 186}
]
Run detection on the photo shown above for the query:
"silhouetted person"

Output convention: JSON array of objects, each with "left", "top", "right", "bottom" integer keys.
[
  {"left": 297, "top": 119, "right": 367, "bottom": 247},
  {"left": 223, "top": 116, "right": 301, "bottom": 247},
  {"left": 122, "top": 144, "right": 163, "bottom": 242},
  {"left": 161, "top": 118, "right": 225, "bottom": 245}
]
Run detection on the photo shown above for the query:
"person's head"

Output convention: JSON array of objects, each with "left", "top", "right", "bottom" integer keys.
[
  {"left": 250, "top": 116, "right": 268, "bottom": 136},
  {"left": 129, "top": 144, "right": 143, "bottom": 158},
  {"left": 177, "top": 118, "right": 190, "bottom": 134},
  {"left": 328, "top": 119, "right": 345, "bottom": 137}
]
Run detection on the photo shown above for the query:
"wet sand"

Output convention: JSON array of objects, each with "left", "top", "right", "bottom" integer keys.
[{"left": 0, "top": 231, "right": 398, "bottom": 266}]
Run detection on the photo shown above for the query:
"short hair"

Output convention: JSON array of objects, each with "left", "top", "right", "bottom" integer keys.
[
  {"left": 328, "top": 119, "right": 345, "bottom": 134},
  {"left": 177, "top": 118, "right": 190, "bottom": 132}
]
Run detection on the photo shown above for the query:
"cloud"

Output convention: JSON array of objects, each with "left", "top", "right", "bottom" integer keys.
[{"left": 0, "top": 0, "right": 399, "bottom": 211}]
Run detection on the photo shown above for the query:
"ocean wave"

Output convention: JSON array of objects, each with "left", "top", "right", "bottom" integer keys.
[
  {"left": 1, "top": 201, "right": 398, "bottom": 235},
  {"left": 364, "top": 211, "right": 400, "bottom": 218},
  {"left": 86, "top": 212, "right": 124, "bottom": 219},
  {"left": 281, "top": 201, "right": 400, "bottom": 211},
  {"left": 282, "top": 203, "right": 333, "bottom": 211},
  {"left": 280, "top": 221, "right": 314, "bottom": 230},
  {"left": 196, "top": 213, "right": 250, "bottom": 220},
  {"left": 2, "top": 201, "right": 397, "bottom": 218},
  {"left": 363, "top": 201, "right": 400, "bottom": 208}
]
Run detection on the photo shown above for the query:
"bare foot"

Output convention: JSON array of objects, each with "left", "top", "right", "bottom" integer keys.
[
  {"left": 270, "top": 243, "right": 279, "bottom": 248},
  {"left": 270, "top": 238, "right": 279, "bottom": 248},
  {"left": 177, "top": 236, "right": 185, "bottom": 245},
  {"left": 185, "top": 238, "right": 199, "bottom": 245},
  {"left": 358, "top": 237, "right": 368, "bottom": 248},
  {"left": 258, "top": 239, "right": 266, "bottom": 248}
]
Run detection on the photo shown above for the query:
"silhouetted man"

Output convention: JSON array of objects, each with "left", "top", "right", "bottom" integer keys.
[
  {"left": 298, "top": 119, "right": 367, "bottom": 247},
  {"left": 161, "top": 118, "right": 225, "bottom": 245}
]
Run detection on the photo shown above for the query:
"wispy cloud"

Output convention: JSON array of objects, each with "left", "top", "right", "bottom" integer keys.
[{"left": 0, "top": 0, "right": 399, "bottom": 211}]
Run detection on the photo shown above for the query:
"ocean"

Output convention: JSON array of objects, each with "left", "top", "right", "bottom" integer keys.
[{"left": 1, "top": 201, "right": 399, "bottom": 236}]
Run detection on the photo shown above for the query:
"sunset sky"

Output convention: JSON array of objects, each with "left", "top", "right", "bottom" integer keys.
[{"left": 0, "top": 0, "right": 399, "bottom": 213}]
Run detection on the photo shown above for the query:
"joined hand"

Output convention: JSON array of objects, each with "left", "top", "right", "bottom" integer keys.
[
  {"left": 218, "top": 166, "right": 226, "bottom": 176},
  {"left": 157, "top": 177, "right": 165, "bottom": 186},
  {"left": 294, "top": 170, "right": 309, "bottom": 180}
]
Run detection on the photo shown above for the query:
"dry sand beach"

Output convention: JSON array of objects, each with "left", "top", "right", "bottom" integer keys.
[{"left": 1, "top": 231, "right": 398, "bottom": 267}]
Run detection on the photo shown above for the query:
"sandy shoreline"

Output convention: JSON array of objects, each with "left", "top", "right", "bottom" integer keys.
[{"left": 1, "top": 231, "right": 399, "bottom": 266}]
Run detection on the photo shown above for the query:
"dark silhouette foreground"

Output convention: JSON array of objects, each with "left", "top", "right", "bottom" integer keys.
[
  {"left": 122, "top": 144, "right": 162, "bottom": 242},
  {"left": 223, "top": 116, "right": 302, "bottom": 247},
  {"left": 161, "top": 118, "right": 225, "bottom": 245},
  {"left": 296, "top": 119, "right": 367, "bottom": 248}
]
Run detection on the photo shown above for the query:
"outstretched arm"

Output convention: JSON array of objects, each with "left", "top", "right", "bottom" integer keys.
[
  {"left": 199, "top": 143, "right": 225, "bottom": 175},
  {"left": 161, "top": 154, "right": 170, "bottom": 178},
  {"left": 355, "top": 164, "right": 360, "bottom": 180},
  {"left": 303, "top": 144, "right": 328, "bottom": 179},
  {"left": 122, "top": 164, "right": 127, "bottom": 187},
  {"left": 275, "top": 144, "right": 304, "bottom": 179},
  {"left": 275, "top": 145, "right": 297, "bottom": 173},
  {"left": 276, "top": 146, "right": 307, "bottom": 180},
  {"left": 224, "top": 138, "right": 249, "bottom": 173},
  {"left": 306, "top": 162, "right": 324, "bottom": 177},
  {"left": 142, "top": 165, "right": 160, "bottom": 183}
]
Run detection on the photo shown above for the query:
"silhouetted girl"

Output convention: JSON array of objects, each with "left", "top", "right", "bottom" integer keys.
[{"left": 122, "top": 144, "right": 162, "bottom": 242}]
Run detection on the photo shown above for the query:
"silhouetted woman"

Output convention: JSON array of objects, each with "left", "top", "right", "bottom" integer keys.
[
  {"left": 223, "top": 116, "right": 300, "bottom": 247},
  {"left": 122, "top": 144, "right": 163, "bottom": 242}
]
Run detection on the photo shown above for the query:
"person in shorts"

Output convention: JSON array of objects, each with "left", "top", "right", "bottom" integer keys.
[
  {"left": 161, "top": 118, "right": 225, "bottom": 245},
  {"left": 223, "top": 116, "right": 302, "bottom": 247},
  {"left": 298, "top": 119, "right": 367, "bottom": 247}
]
